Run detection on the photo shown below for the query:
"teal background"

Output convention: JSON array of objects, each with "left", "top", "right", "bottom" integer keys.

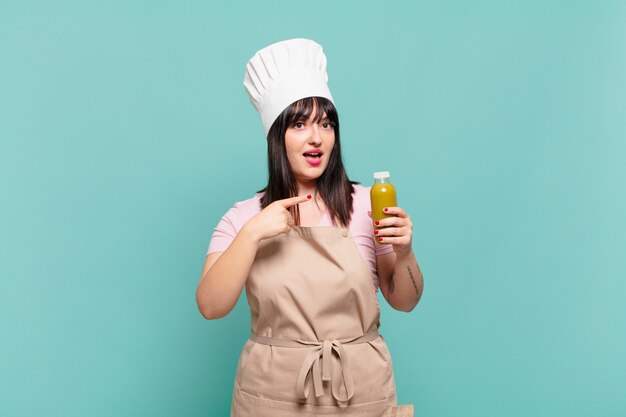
[{"left": 1, "top": 1, "right": 625, "bottom": 416}]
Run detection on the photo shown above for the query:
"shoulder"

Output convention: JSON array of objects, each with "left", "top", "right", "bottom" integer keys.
[
  {"left": 220, "top": 193, "right": 263, "bottom": 231},
  {"left": 229, "top": 193, "right": 262, "bottom": 218},
  {"left": 207, "top": 193, "right": 262, "bottom": 255},
  {"left": 232, "top": 193, "right": 263, "bottom": 212},
  {"left": 351, "top": 183, "right": 371, "bottom": 213},
  {"left": 348, "top": 183, "right": 372, "bottom": 226},
  {"left": 352, "top": 183, "right": 370, "bottom": 194},
  {"left": 349, "top": 182, "right": 393, "bottom": 258}
]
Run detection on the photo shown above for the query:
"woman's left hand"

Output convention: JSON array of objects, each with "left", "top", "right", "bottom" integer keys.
[{"left": 372, "top": 207, "right": 413, "bottom": 257}]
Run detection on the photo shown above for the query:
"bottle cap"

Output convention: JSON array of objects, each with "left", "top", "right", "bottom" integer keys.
[{"left": 373, "top": 171, "right": 390, "bottom": 179}]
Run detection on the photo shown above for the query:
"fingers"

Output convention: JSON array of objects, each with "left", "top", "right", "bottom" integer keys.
[
  {"left": 375, "top": 227, "right": 405, "bottom": 237},
  {"left": 378, "top": 206, "right": 407, "bottom": 218},
  {"left": 375, "top": 224, "right": 412, "bottom": 246},
  {"left": 375, "top": 223, "right": 412, "bottom": 240},
  {"left": 373, "top": 206, "right": 413, "bottom": 247},
  {"left": 285, "top": 213, "right": 295, "bottom": 228},
  {"left": 277, "top": 194, "right": 312, "bottom": 208},
  {"left": 376, "top": 236, "right": 411, "bottom": 253},
  {"left": 375, "top": 236, "right": 411, "bottom": 246},
  {"left": 371, "top": 207, "right": 408, "bottom": 226},
  {"left": 375, "top": 215, "right": 412, "bottom": 229}
]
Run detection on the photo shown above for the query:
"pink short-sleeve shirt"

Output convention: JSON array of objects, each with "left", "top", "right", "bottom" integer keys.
[{"left": 207, "top": 184, "right": 393, "bottom": 290}]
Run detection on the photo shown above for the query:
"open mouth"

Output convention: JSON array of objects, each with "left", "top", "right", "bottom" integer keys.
[
  {"left": 303, "top": 151, "right": 323, "bottom": 166},
  {"left": 303, "top": 151, "right": 322, "bottom": 158}
]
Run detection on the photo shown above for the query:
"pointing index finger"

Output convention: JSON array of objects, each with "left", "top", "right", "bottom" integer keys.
[{"left": 278, "top": 194, "right": 312, "bottom": 208}]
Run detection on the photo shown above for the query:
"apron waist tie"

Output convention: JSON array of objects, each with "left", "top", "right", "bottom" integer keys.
[{"left": 250, "top": 329, "right": 380, "bottom": 403}]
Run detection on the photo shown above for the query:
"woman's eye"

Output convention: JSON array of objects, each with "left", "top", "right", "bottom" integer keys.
[
  {"left": 322, "top": 122, "right": 333, "bottom": 129},
  {"left": 294, "top": 122, "right": 305, "bottom": 128}
]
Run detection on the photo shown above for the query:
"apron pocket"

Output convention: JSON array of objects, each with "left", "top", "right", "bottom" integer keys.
[
  {"left": 234, "top": 387, "right": 397, "bottom": 417},
  {"left": 383, "top": 404, "right": 414, "bottom": 417},
  {"left": 237, "top": 342, "right": 397, "bottom": 405}
]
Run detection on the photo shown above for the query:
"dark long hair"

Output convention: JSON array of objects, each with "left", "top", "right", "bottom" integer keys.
[{"left": 259, "top": 97, "right": 355, "bottom": 227}]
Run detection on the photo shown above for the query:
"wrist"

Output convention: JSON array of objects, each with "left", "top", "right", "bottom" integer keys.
[
  {"left": 393, "top": 246, "right": 414, "bottom": 262},
  {"left": 241, "top": 222, "right": 262, "bottom": 245}
]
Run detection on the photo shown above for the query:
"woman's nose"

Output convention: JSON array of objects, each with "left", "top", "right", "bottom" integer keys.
[{"left": 308, "top": 125, "right": 322, "bottom": 145}]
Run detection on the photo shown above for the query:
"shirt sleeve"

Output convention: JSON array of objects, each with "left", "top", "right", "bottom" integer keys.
[
  {"left": 207, "top": 205, "right": 240, "bottom": 255},
  {"left": 375, "top": 240, "right": 394, "bottom": 256},
  {"left": 356, "top": 184, "right": 393, "bottom": 256}
]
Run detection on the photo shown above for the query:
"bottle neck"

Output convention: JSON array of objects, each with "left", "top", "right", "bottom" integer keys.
[{"left": 375, "top": 177, "right": 390, "bottom": 184}]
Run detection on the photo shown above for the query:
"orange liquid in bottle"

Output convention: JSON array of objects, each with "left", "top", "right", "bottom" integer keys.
[{"left": 370, "top": 172, "right": 397, "bottom": 225}]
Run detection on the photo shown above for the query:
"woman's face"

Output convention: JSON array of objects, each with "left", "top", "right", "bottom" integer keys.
[{"left": 284, "top": 108, "right": 336, "bottom": 185}]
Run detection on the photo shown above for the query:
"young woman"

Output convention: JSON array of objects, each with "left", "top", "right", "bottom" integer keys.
[{"left": 197, "top": 39, "right": 422, "bottom": 417}]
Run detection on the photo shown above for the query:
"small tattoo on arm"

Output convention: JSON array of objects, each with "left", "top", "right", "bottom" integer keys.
[
  {"left": 407, "top": 266, "right": 419, "bottom": 297},
  {"left": 389, "top": 275, "right": 395, "bottom": 294}
]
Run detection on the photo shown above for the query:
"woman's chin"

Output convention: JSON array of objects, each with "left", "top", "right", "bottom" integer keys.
[{"left": 294, "top": 171, "right": 325, "bottom": 184}]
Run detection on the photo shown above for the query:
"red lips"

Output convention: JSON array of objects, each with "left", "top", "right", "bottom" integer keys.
[{"left": 303, "top": 148, "right": 323, "bottom": 167}]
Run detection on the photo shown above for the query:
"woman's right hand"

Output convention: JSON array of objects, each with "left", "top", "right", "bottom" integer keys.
[
  {"left": 243, "top": 194, "right": 312, "bottom": 243},
  {"left": 197, "top": 193, "right": 312, "bottom": 320}
]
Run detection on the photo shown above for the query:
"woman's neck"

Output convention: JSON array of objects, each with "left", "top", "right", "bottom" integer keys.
[
  {"left": 296, "top": 181, "right": 318, "bottom": 198},
  {"left": 295, "top": 180, "right": 327, "bottom": 226}
]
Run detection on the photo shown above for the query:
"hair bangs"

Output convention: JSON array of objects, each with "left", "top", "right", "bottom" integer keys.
[{"left": 286, "top": 97, "right": 338, "bottom": 126}]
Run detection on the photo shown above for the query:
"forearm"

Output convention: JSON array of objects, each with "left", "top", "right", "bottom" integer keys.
[
  {"left": 196, "top": 226, "right": 259, "bottom": 319},
  {"left": 386, "top": 250, "right": 423, "bottom": 312}
]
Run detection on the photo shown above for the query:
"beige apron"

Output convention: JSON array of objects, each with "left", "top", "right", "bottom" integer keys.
[{"left": 231, "top": 227, "right": 413, "bottom": 417}]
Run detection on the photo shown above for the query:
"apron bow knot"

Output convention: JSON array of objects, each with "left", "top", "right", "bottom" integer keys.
[
  {"left": 295, "top": 338, "right": 355, "bottom": 402},
  {"left": 250, "top": 330, "right": 379, "bottom": 404}
]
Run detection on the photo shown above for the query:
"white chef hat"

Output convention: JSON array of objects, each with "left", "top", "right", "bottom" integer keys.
[{"left": 243, "top": 38, "right": 335, "bottom": 137}]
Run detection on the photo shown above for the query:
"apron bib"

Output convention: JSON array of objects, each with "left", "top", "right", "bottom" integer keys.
[{"left": 231, "top": 227, "right": 413, "bottom": 417}]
